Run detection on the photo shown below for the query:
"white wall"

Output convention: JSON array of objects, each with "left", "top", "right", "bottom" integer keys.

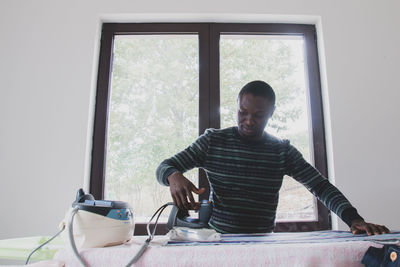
[{"left": 0, "top": 0, "right": 399, "bottom": 239}]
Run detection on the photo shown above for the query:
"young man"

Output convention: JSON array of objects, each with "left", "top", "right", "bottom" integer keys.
[{"left": 156, "top": 80, "right": 389, "bottom": 235}]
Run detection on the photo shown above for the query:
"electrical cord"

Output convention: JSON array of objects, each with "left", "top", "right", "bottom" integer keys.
[
  {"left": 68, "top": 207, "right": 88, "bottom": 267},
  {"left": 25, "top": 224, "right": 66, "bottom": 265},
  {"left": 147, "top": 202, "right": 173, "bottom": 237},
  {"left": 125, "top": 202, "right": 173, "bottom": 267}
]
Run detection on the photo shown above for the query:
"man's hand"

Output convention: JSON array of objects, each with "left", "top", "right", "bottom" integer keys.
[
  {"left": 167, "top": 171, "right": 205, "bottom": 210},
  {"left": 350, "top": 219, "right": 390, "bottom": 235}
]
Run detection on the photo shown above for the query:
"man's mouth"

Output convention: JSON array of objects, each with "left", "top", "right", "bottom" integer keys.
[{"left": 241, "top": 125, "right": 255, "bottom": 135}]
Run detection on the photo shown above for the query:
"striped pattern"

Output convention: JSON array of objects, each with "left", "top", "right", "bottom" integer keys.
[
  {"left": 167, "top": 230, "right": 400, "bottom": 246},
  {"left": 156, "top": 127, "right": 359, "bottom": 233}
]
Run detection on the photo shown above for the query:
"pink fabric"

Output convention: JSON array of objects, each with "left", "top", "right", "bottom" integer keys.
[{"left": 54, "top": 236, "right": 380, "bottom": 267}]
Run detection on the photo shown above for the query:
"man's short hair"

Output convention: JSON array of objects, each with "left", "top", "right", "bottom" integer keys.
[{"left": 238, "top": 80, "right": 276, "bottom": 105}]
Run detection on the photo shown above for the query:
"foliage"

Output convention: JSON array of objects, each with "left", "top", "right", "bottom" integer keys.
[{"left": 105, "top": 35, "right": 314, "bottom": 221}]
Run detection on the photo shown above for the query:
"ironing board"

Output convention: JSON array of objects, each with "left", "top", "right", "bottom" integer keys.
[
  {"left": 53, "top": 230, "right": 400, "bottom": 267},
  {"left": 0, "top": 236, "right": 64, "bottom": 263}
]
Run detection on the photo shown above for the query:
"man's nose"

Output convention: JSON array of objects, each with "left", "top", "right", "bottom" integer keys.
[{"left": 244, "top": 115, "right": 255, "bottom": 126}]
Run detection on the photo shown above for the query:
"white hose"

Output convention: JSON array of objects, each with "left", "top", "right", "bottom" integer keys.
[{"left": 68, "top": 207, "right": 88, "bottom": 267}]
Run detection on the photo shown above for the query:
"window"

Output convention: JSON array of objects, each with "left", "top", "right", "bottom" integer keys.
[
  {"left": 105, "top": 34, "right": 200, "bottom": 222},
  {"left": 91, "top": 23, "right": 329, "bottom": 234}
]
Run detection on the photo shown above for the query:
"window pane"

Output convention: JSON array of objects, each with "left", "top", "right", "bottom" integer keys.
[
  {"left": 220, "top": 34, "right": 317, "bottom": 221},
  {"left": 105, "top": 35, "right": 199, "bottom": 222}
]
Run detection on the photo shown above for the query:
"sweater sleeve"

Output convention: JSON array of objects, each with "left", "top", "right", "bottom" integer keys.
[
  {"left": 283, "top": 140, "right": 363, "bottom": 227},
  {"left": 155, "top": 129, "right": 212, "bottom": 186}
]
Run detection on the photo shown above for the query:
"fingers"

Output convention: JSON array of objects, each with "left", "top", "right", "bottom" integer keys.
[
  {"left": 365, "top": 224, "right": 374, "bottom": 235},
  {"left": 186, "top": 189, "right": 196, "bottom": 209},
  {"left": 173, "top": 188, "right": 206, "bottom": 210},
  {"left": 168, "top": 173, "right": 190, "bottom": 210},
  {"left": 354, "top": 225, "right": 373, "bottom": 235},
  {"left": 371, "top": 224, "right": 390, "bottom": 235},
  {"left": 184, "top": 186, "right": 206, "bottom": 209},
  {"left": 171, "top": 186, "right": 197, "bottom": 210},
  {"left": 170, "top": 185, "right": 188, "bottom": 210},
  {"left": 382, "top": 225, "right": 391, "bottom": 234},
  {"left": 192, "top": 187, "right": 206, "bottom": 195},
  {"left": 171, "top": 193, "right": 184, "bottom": 211},
  {"left": 352, "top": 223, "right": 391, "bottom": 235},
  {"left": 172, "top": 186, "right": 191, "bottom": 210},
  {"left": 178, "top": 190, "right": 191, "bottom": 210},
  {"left": 188, "top": 186, "right": 206, "bottom": 209},
  {"left": 365, "top": 224, "right": 390, "bottom": 235},
  {"left": 168, "top": 172, "right": 207, "bottom": 210}
]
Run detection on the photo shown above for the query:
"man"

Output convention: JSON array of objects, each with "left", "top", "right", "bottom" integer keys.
[{"left": 156, "top": 80, "right": 389, "bottom": 235}]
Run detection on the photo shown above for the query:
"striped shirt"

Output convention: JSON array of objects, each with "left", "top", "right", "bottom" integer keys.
[{"left": 156, "top": 127, "right": 363, "bottom": 233}]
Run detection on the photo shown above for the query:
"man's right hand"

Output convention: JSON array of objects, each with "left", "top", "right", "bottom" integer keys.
[{"left": 167, "top": 171, "right": 205, "bottom": 210}]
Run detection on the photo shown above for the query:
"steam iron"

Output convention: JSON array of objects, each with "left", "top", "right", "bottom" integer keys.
[{"left": 166, "top": 200, "right": 213, "bottom": 230}]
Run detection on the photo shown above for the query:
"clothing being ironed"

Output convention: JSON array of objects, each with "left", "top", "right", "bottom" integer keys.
[{"left": 156, "top": 127, "right": 363, "bottom": 233}]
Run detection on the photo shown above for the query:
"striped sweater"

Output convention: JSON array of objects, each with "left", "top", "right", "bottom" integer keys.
[{"left": 156, "top": 127, "right": 363, "bottom": 233}]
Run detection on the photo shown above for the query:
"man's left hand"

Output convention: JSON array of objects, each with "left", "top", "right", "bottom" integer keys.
[{"left": 351, "top": 219, "right": 390, "bottom": 235}]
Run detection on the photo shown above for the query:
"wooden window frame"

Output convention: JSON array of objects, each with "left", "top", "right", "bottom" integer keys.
[{"left": 90, "top": 23, "right": 330, "bottom": 235}]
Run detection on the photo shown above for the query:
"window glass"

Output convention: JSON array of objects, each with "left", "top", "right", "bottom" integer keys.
[
  {"left": 220, "top": 35, "right": 317, "bottom": 221},
  {"left": 105, "top": 35, "right": 199, "bottom": 222}
]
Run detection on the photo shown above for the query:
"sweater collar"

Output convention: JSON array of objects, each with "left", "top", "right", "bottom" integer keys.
[{"left": 232, "top": 126, "right": 268, "bottom": 145}]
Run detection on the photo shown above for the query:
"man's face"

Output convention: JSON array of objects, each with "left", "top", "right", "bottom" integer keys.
[{"left": 237, "top": 93, "right": 275, "bottom": 140}]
